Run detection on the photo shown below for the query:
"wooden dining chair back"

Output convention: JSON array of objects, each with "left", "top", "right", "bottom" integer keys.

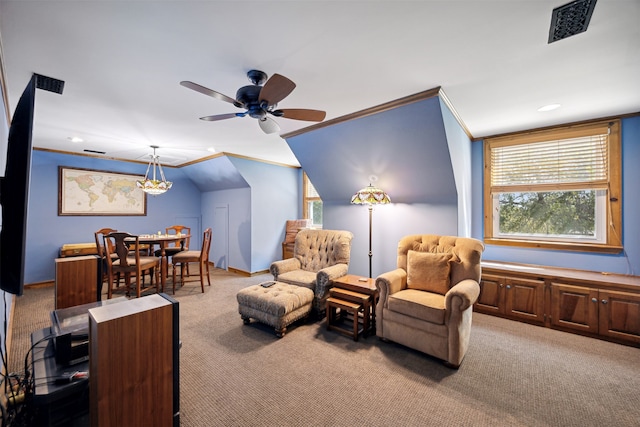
[
  {"left": 171, "top": 227, "right": 212, "bottom": 294},
  {"left": 103, "top": 231, "right": 161, "bottom": 299},
  {"left": 94, "top": 228, "right": 117, "bottom": 260},
  {"left": 168, "top": 225, "right": 191, "bottom": 250},
  {"left": 94, "top": 227, "right": 118, "bottom": 289},
  {"left": 155, "top": 225, "right": 191, "bottom": 256}
]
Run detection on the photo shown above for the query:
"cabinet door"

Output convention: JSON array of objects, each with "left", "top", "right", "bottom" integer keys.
[
  {"left": 476, "top": 274, "right": 503, "bottom": 314},
  {"left": 55, "top": 255, "right": 99, "bottom": 309},
  {"left": 504, "top": 277, "right": 545, "bottom": 324},
  {"left": 550, "top": 283, "right": 599, "bottom": 333},
  {"left": 598, "top": 290, "right": 640, "bottom": 344}
]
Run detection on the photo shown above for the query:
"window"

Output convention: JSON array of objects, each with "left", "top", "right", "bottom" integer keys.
[
  {"left": 484, "top": 120, "right": 622, "bottom": 253},
  {"left": 303, "top": 172, "right": 322, "bottom": 228}
]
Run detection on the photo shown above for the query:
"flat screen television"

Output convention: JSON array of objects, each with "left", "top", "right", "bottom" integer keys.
[{"left": 0, "top": 75, "right": 36, "bottom": 296}]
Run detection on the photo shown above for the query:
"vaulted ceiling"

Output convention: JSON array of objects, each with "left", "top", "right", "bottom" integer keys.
[{"left": 1, "top": 1, "right": 638, "bottom": 167}]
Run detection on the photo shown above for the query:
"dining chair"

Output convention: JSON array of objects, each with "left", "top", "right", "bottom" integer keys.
[
  {"left": 94, "top": 227, "right": 119, "bottom": 289},
  {"left": 171, "top": 227, "right": 212, "bottom": 294},
  {"left": 103, "top": 231, "right": 161, "bottom": 298},
  {"left": 155, "top": 225, "right": 191, "bottom": 274}
]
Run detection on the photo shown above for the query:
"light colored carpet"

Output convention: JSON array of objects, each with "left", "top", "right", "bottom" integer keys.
[{"left": 9, "top": 268, "right": 640, "bottom": 426}]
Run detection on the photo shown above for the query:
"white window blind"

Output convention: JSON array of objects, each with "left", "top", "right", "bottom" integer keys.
[
  {"left": 490, "top": 133, "right": 609, "bottom": 193},
  {"left": 306, "top": 178, "right": 320, "bottom": 198}
]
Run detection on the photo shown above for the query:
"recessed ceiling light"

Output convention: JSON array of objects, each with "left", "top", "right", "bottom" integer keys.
[
  {"left": 207, "top": 147, "right": 216, "bottom": 153},
  {"left": 68, "top": 136, "right": 84, "bottom": 143},
  {"left": 537, "top": 104, "right": 561, "bottom": 112}
]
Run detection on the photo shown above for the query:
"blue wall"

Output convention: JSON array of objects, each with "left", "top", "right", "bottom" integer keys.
[
  {"left": 196, "top": 156, "right": 300, "bottom": 273},
  {"left": 228, "top": 157, "right": 300, "bottom": 272},
  {"left": 472, "top": 116, "right": 640, "bottom": 276},
  {"left": 201, "top": 187, "right": 251, "bottom": 272},
  {"left": 16, "top": 106, "right": 640, "bottom": 285},
  {"left": 286, "top": 95, "right": 465, "bottom": 278},
  {"left": 441, "top": 98, "right": 473, "bottom": 237},
  {"left": 25, "top": 150, "right": 201, "bottom": 283},
  {"left": 24, "top": 151, "right": 302, "bottom": 282},
  {"left": 324, "top": 202, "right": 458, "bottom": 278}
]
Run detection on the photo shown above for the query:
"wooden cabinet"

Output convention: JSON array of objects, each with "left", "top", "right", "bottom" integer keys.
[
  {"left": 476, "top": 261, "right": 640, "bottom": 347},
  {"left": 477, "top": 273, "right": 545, "bottom": 324},
  {"left": 282, "top": 242, "right": 295, "bottom": 260},
  {"left": 59, "top": 242, "right": 99, "bottom": 257},
  {"left": 88, "top": 294, "right": 179, "bottom": 426},
  {"left": 281, "top": 219, "right": 310, "bottom": 259},
  {"left": 599, "top": 289, "right": 640, "bottom": 343},
  {"left": 55, "top": 255, "right": 100, "bottom": 309},
  {"left": 550, "top": 283, "right": 640, "bottom": 344}
]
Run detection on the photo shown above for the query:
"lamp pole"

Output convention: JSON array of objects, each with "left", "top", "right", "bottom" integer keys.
[
  {"left": 351, "top": 181, "right": 390, "bottom": 280},
  {"left": 368, "top": 204, "right": 373, "bottom": 278}
]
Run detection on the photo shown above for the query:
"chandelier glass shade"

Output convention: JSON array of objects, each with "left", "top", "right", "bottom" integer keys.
[{"left": 136, "top": 146, "right": 173, "bottom": 196}]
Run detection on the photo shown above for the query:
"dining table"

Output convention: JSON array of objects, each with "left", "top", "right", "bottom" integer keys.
[{"left": 135, "top": 233, "right": 191, "bottom": 292}]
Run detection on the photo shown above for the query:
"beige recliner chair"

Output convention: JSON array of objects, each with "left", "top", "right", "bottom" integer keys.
[
  {"left": 376, "top": 234, "right": 484, "bottom": 368},
  {"left": 270, "top": 229, "right": 353, "bottom": 318}
]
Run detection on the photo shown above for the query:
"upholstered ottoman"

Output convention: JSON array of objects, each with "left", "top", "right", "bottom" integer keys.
[{"left": 237, "top": 282, "right": 314, "bottom": 337}]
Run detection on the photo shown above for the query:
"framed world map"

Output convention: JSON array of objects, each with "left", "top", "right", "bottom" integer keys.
[{"left": 58, "top": 167, "right": 147, "bottom": 216}]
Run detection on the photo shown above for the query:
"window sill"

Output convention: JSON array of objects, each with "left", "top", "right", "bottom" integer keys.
[{"left": 484, "top": 238, "right": 623, "bottom": 254}]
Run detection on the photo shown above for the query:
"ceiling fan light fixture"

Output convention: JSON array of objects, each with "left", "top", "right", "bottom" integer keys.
[
  {"left": 136, "top": 145, "right": 173, "bottom": 196},
  {"left": 246, "top": 69, "right": 268, "bottom": 85},
  {"left": 181, "top": 69, "right": 326, "bottom": 134}
]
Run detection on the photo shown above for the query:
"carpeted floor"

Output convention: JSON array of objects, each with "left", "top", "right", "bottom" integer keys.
[{"left": 8, "top": 268, "right": 640, "bottom": 426}]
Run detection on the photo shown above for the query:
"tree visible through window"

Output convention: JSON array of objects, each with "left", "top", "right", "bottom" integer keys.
[
  {"left": 498, "top": 190, "right": 597, "bottom": 237},
  {"left": 484, "top": 120, "right": 622, "bottom": 252}
]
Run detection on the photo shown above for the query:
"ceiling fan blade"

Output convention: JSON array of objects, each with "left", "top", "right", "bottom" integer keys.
[
  {"left": 259, "top": 74, "right": 296, "bottom": 106},
  {"left": 180, "top": 81, "right": 240, "bottom": 106},
  {"left": 278, "top": 109, "right": 326, "bottom": 122},
  {"left": 200, "top": 113, "right": 241, "bottom": 122},
  {"left": 258, "top": 117, "right": 281, "bottom": 134}
]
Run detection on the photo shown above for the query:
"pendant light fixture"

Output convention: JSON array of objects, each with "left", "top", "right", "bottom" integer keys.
[{"left": 136, "top": 145, "right": 172, "bottom": 195}]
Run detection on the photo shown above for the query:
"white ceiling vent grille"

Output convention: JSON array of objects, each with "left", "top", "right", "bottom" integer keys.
[{"left": 548, "top": 0, "right": 597, "bottom": 43}]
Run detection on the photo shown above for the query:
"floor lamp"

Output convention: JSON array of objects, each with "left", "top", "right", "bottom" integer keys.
[{"left": 351, "top": 183, "right": 391, "bottom": 278}]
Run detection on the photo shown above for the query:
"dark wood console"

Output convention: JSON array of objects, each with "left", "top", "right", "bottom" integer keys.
[{"left": 476, "top": 261, "right": 640, "bottom": 347}]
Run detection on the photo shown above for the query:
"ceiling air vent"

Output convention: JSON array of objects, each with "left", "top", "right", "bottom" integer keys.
[
  {"left": 548, "top": 0, "right": 597, "bottom": 43},
  {"left": 84, "top": 149, "right": 106, "bottom": 155},
  {"left": 34, "top": 73, "right": 65, "bottom": 94}
]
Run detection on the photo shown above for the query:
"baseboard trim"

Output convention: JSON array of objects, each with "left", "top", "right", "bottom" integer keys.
[
  {"left": 227, "top": 267, "right": 269, "bottom": 277},
  {"left": 25, "top": 280, "right": 54, "bottom": 289}
]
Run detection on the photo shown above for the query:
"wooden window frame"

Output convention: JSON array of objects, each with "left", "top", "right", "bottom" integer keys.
[{"left": 483, "top": 119, "right": 622, "bottom": 253}]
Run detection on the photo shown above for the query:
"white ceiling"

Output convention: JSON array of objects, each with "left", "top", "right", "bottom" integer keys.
[{"left": 1, "top": 1, "right": 638, "bottom": 167}]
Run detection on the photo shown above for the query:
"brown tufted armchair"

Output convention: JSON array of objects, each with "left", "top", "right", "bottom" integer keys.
[
  {"left": 270, "top": 229, "right": 353, "bottom": 318},
  {"left": 376, "top": 234, "right": 484, "bottom": 368}
]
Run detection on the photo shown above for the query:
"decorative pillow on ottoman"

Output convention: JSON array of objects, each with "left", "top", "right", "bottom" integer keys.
[{"left": 406, "top": 250, "right": 454, "bottom": 295}]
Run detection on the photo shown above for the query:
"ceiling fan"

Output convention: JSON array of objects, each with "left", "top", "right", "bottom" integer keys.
[{"left": 180, "top": 70, "right": 326, "bottom": 134}]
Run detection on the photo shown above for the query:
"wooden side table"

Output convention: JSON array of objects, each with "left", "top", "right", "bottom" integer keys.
[
  {"left": 331, "top": 274, "right": 378, "bottom": 336},
  {"left": 326, "top": 297, "right": 363, "bottom": 341}
]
